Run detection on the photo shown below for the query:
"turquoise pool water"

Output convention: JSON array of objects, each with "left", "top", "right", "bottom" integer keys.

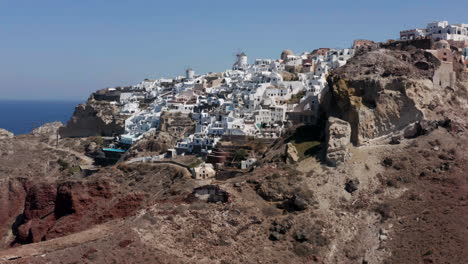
[{"left": 102, "top": 148, "right": 126, "bottom": 153}]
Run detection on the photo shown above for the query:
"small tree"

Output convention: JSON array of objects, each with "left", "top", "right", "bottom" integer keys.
[{"left": 232, "top": 149, "right": 248, "bottom": 161}]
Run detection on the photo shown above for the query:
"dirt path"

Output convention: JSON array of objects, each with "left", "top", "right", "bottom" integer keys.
[{"left": 44, "top": 144, "right": 94, "bottom": 165}]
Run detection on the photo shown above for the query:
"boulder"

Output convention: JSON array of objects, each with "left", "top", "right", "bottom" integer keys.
[
  {"left": 325, "top": 117, "right": 351, "bottom": 166},
  {"left": 344, "top": 179, "right": 360, "bottom": 194},
  {"left": 85, "top": 142, "right": 99, "bottom": 153},
  {"left": 0, "top": 128, "right": 14, "bottom": 139},
  {"left": 285, "top": 143, "right": 299, "bottom": 163}
]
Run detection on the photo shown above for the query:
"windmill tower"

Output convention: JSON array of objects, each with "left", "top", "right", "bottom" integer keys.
[
  {"left": 186, "top": 67, "right": 195, "bottom": 79},
  {"left": 232, "top": 50, "right": 248, "bottom": 70}
]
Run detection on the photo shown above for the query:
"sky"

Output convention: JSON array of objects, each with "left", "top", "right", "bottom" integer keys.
[{"left": 1, "top": 0, "right": 467, "bottom": 101}]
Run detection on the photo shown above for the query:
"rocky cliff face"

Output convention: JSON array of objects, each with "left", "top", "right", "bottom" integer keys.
[
  {"left": 59, "top": 96, "right": 128, "bottom": 138},
  {"left": 8, "top": 178, "right": 144, "bottom": 245},
  {"left": 326, "top": 48, "right": 468, "bottom": 145},
  {"left": 0, "top": 178, "right": 27, "bottom": 247}
]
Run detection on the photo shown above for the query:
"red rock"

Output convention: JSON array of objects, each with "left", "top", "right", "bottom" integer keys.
[
  {"left": 24, "top": 183, "right": 56, "bottom": 219},
  {"left": 0, "top": 178, "right": 28, "bottom": 248}
]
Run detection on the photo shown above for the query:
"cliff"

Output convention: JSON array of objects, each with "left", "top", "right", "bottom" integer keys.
[
  {"left": 326, "top": 47, "right": 467, "bottom": 145},
  {"left": 59, "top": 91, "right": 128, "bottom": 138}
]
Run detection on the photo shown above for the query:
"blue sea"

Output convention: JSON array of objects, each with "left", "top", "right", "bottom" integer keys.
[{"left": 0, "top": 100, "right": 81, "bottom": 135}]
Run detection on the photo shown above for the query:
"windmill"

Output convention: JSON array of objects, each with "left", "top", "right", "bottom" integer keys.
[
  {"left": 185, "top": 65, "right": 195, "bottom": 79},
  {"left": 232, "top": 49, "right": 247, "bottom": 70}
]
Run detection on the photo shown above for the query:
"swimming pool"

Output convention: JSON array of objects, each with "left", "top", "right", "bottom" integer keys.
[{"left": 102, "top": 148, "right": 126, "bottom": 153}]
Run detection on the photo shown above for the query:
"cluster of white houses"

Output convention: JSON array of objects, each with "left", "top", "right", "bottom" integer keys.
[
  {"left": 400, "top": 21, "right": 468, "bottom": 41},
  {"left": 400, "top": 21, "right": 468, "bottom": 72},
  {"left": 109, "top": 21, "right": 467, "bottom": 159},
  {"left": 116, "top": 47, "right": 355, "bottom": 155}
]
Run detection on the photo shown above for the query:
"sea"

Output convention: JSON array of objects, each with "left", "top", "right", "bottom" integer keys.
[{"left": 0, "top": 100, "right": 81, "bottom": 135}]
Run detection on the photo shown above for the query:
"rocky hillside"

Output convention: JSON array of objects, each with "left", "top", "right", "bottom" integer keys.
[
  {"left": 0, "top": 44, "right": 467, "bottom": 264},
  {"left": 0, "top": 129, "right": 190, "bottom": 250}
]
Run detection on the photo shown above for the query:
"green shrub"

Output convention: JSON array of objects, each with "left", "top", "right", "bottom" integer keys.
[
  {"left": 57, "top": 159, "right": 69, "bottom": 171},
  {"left": 68, "top": 166, "right": 81, "bottom": 174},
  {"left": 188, "top": 159, "right": 203, "bottom": 168},
  {"left": 232, "top": 149, "right": 248, "bottom": 161}
]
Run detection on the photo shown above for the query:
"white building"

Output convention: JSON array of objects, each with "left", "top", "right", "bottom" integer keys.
[
  {"left": 117, "top": 45, "right": 354, "bottom": 152},
  {"left": 192, "top": 163, "right": 216, "bottom": 180},
  {"left": 186, "top": 68, "right": 195, "bottom": 79},
  {"left": 400, "top": 21, "right": 468, "bottom": 41}
]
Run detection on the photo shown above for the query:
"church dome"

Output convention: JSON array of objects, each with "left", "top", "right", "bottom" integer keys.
[
  {"left": 281, "top": 49, "right": 294, "bottom": 60},
  {"left": 435, "top": 40, "right": 450, "bottom": 49}
]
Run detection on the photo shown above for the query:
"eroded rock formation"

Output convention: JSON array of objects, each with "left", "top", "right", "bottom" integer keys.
[
  {"left": 1, "top": 178, "right": 145, "bottom": 246},
  {"left": 326, "top": 48, "right": 468, "bottom": 145},
  {"left": 59, "top": 97, "right": 127, "bottom": 138},
  {"left": 325, "top": 117, "right": 351, "bottom": 166},
  {"left": 285, "top": 143, "right": 299, "bottom": 164}
]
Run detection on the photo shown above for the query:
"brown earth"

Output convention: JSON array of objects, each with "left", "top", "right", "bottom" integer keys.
[{"left": 0, "top": 125, "right": 466, "bottom": 264}]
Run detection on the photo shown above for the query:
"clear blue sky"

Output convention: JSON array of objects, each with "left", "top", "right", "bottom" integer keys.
[{"left": 1, "top": 0, "right": 467, "bottom": 100}]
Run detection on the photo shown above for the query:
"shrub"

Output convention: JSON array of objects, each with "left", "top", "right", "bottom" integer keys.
[
  {"left": 188, "top": 159, "right": 203, "bottom": 168},
  {"left": 232, "top": 149, "right": 248, "bottom": 161},
  {"left": 68, "top": 166, "right": 81, "bottom": 174},
  {"left": 57, "top": 159, "right": 69, "bottom": 171}
]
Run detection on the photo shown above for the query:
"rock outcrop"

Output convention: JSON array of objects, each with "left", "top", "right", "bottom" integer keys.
[
  {"left": 285, "top": 143, "right": 299, "bottom": 163},
  {"left": 326, "top": 48, "right": 468, "bottom": 145},
  {"left": 0, "top": 129, "right": 14, "bottom": 139},
  {"left": 0, "top": 178, "right": 28, "bottom": 247},
  {"left": 32, "top": 122, "right": 64, "bottom": 144},
  {"left": 32, "top": 122, "right": 63, "bottom": 137},
  {"left": 5, "top": 178, "right": 144, "bottom": 246},
  {"left": 59, "top": 99, "right": 128, "bottom": 138},
  {"left": 325, "top": 117, "right": 351, "bottom": 166}
]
